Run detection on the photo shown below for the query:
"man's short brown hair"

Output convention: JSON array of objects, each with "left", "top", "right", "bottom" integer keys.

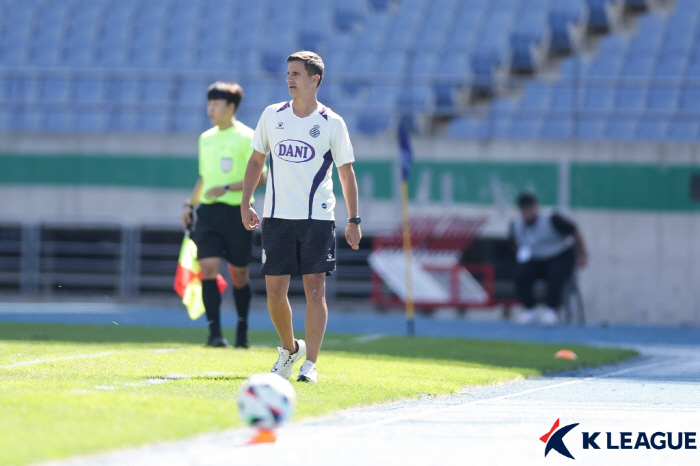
[
  {"left": 287, "top": 51, "right": 324, "bottom": 87},
  {"left": 207, "top": 82, "right": 244, "bottom": 111}
]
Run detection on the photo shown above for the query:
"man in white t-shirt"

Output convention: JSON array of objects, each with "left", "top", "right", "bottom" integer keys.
[{"left": 241, "top": 51, "right": 361, "bottom": 383}]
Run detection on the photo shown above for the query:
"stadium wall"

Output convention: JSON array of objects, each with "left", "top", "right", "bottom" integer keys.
[{"left": 2, "top": 133, "right": 699, "bottom": 326}]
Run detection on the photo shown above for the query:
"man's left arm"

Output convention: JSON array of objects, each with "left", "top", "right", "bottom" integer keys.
[
  {"left": 552, "top": 214, "right": 588, "bottom": 267},
  {"left": 338, "top": 163, "right": 361, "bottom": 250}
]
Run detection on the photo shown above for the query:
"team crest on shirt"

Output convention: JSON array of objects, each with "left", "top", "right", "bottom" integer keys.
[
  {"left": 309, "top": 125, "right": 320, "bottom": 138},
  {"left": 220, "top": 157, "right": 232, "bottom": 172}
]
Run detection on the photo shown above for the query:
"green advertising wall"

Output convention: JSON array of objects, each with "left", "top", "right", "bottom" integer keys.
[{"left": 1, "top": 153, "right": 699, "bottom": 212}]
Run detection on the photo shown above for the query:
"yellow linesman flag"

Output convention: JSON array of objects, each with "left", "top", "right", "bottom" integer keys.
[{"left": 173, "top": 234, "right": 227, "bottom": 320}]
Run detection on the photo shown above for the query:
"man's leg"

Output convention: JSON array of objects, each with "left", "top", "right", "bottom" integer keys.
[
  {"left": 515, "top": 261, "right": 539, "bottom": 309},
  {"left": 302, "top": 273, "right": 327, "bottom": 363},
  {"left": 265, "top": 274, "right": 296, "bottom": 352},
  {"left": 228, "top": 264, "right": 251, "bottom": 347},
  {"left": 199, "top": 257, "right": 225, "bottom": 344},
  {"left": 544, "top": 250, "right": 576, "bottom": 310}
]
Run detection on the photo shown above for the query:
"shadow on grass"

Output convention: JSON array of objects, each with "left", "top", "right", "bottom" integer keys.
[{"left": 0, "top": 323, "right": 638, "bottom": 376}]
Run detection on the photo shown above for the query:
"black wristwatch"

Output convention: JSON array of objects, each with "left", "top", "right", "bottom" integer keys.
[
  {"left": 223, "top": 184, "right": 231, "bottom": 191},
  {"left": 348, "top": 217, "right": 361, "bottom": 225}
]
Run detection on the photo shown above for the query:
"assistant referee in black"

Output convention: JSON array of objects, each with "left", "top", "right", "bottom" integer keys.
[{"left": 182, "top": 82, "right": 267, "bottom": 347}]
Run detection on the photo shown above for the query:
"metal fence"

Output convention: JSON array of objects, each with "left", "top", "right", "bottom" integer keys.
[{"left": 0, "top": 223, "right": 372, "bottom": 300}]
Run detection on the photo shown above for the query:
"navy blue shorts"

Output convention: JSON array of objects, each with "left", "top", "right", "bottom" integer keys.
[{"left": 260, "top": 218, "right": 336, "bottom": 276}]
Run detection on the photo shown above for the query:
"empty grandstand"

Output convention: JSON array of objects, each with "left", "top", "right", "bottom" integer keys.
[{"left": 1, "top": 0, "right": 693, "bottom": 140}]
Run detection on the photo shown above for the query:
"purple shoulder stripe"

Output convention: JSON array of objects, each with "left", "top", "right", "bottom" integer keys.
[
  {"left": 276, "top": 101, "right": 291, "bottom": 112},
  {"left": 318, "top": 106, "right": 328, "bottom": 120}
]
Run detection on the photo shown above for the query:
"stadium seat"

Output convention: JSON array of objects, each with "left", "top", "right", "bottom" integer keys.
[
  {"left": 667, "top": 118, "right": 698, "bottom": 141},
  {"left": 41, "top": 79, "right": 72, "bottom": 104},
  {"left": 540, "top": 116, "right": 574, "bottom": 139},
  {"left": 550, "top": 84, "right": 576, "bottom": 110},
  {"left": 605, "top": 117, "right": 637, "bottom": 140},
  {"left": 678, "top": 88, "right": 700, "bottom": 115},
  {"left": 635, "top": 118, "right": 668, "bottom": 141},
  {"left": 519, "top": 82, "right": 552, "bottom": 111},
  {"left": 74, "top": 110, "right": 110, "bottom": 133},
  {"left": 646, "top": 87, "right": 679, "bottom": 113},
  {"left": 581, "top": 85, "right": 615, "bottom": 111},
  {"left": 615, "top": 86, "right": 647, "bottom": 112},
  {"left": 509, "top": 116, "right": 542, "bottom": 140},
  {"left": 447, "top": 116, "right": 487, "bottom": 138},
  {"left": 576, "top": 117, "right": 606, "bottom": 140}
]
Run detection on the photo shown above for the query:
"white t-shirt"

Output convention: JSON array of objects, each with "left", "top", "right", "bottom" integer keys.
[{"left": 251, "top": 100, "right": 355, "bottom": 221}]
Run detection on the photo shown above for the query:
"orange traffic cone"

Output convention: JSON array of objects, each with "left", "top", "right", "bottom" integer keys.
[
  {"left": 555, "top": 349, "right": 578, "bottom": 360},
  {"left": 248, "top": 429, "right": 277, "bottom": 445}
]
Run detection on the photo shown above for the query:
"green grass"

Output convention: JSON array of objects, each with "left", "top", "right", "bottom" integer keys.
[{"left": 0, "top": 323, "right": 637, "bottom": 466}]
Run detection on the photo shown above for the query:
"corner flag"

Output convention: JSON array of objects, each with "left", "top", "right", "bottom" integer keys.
[
  {"left": 174, "top": 234, "right": 227, "bottom": 320},
  {"left": 398, "top": 119, "right": 415, "bottom": 336}
]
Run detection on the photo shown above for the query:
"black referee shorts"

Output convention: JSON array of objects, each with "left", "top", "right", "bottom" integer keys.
[
  {"left": 261, "top": 218, "right": 336, "bottom": 276},
  {"left": 192, "top": 203, "right": 253, "bottom": 267}
]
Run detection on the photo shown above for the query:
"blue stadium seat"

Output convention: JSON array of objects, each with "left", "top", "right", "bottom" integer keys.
[
  {"left": 44, "top": 110, "right": 75, "bottom": 133},
  {"left": 678, "top": 88, "right": 700, "bottom": 115},
  {"left": 615, "top": 86, "right": 646, "bottom": 112},
  {"left": 376, "top": 52, "right": 407, "bottom": 81},
  {"left": 142, "top": 80, "right": 175, "bottom": 104},
  {"left": 447, "top": 117, "right": 486, "bottom": 138},
  {"left": 654, "top": 56, "right": 687, "bottom": 78},
  {"left": 74, "top": 110, "right": 110, "bottom": 133},
  {"left": 596, "top": 35, "right": 628, "bottom": 58},
  {"left": 550, "top": 83, "right": 576, "bottom": 110},
  {"left": 540, "top": 116, "right": 574, "bottom": 139},
  {"left": 582, "top": 85, "right": 615, "bottom": 111},
  {"left": 635, "top": 118, "right": 668, "bottom": 141},
  {"left": 140, "top": 110, "right": 169, "bottom": 133},
  {"left": 41, "top": 78, "right": 72, "bottom": 104},
  {"left": 585, "top": 56, "right": 623, "bottom": 78},
  {"left": 509, "top": 116, "right": 542, "bottom": 140},
  {"left": 621, "top": 56, "right": 654, "bottom": 77},
  {"left": 646, "top": 87, "right": 679, "bottom": 113},
  {"left": 519, "top": 82, "right": 551, "bottom": 111},
  {"left": 667, "top": 118, "right": 699, "bottom": 141},
  {"left": 357, "top": 114, "right": 391, "bottom": 135},
  {"left": 587, "top": 0, "right": 617, "bottom": 30},
  {"left": 21, "top": 109, "right": 44, "bottom": 132},
  {"left": 177, "top": 80, "right": 207, "bottom": 106},
  {"left": 398, "top": 84, "right": 433, "bottom": 111},
  {"left": 605, "top": 117, "right": 637, "bottom": 140}
]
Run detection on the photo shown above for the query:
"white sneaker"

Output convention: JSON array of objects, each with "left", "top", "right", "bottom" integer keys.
[
  {"left": 297, "top": 360, "right": 318, "bottom": 383},
  {"left": 516, "top": 309, "right": 537, "bottom": 325},
  {"left": 271, "top": 339, "right": 306, "bottom": 379},
  {"left": 540, "top": 308, "right": 559, "bottom": 326}
]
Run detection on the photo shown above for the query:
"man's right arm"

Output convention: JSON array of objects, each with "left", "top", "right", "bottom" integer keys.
[
  {"left": 182, "top": 178, "right": 202, "bottom": 231},
  {"left": 240, "top": 151, "right": 267, "bottom": 230}
]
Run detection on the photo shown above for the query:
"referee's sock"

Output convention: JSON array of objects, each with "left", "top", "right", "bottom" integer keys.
[
  {"left": 202, "top": 279, "right": 222, "bottom": 339},
  {"left": 233, "top": 284, "right": 251, "bottom": 323}
]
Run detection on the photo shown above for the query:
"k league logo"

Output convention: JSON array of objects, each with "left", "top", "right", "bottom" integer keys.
[
  {"left": 540, "top": 418, "right": 698, "bottom": 460},
  {"left": 541, "top": 418, "right": 579, "bottom": 459}
]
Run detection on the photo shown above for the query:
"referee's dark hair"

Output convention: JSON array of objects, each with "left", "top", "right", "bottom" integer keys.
[
  {"left": 207, "top": 82, "right": 244, "bottom": 112},
  {"left": 517, "top": 192, "right": 538, "bottom": 209},
  {"left": 287, "top": 50, "right": 324, "bottom": 87}
]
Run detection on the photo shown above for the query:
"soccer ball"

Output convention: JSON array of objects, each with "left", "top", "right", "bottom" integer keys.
[{"left": 237, "top": 373, "right": 296, "bottom": 429}]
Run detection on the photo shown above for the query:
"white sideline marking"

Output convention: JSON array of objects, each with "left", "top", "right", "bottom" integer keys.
[
  {"left": 0, "top": 351, "right": 121, "bottom": 369},
  {"left": 332, "top": 358, "right": 673, "bottom": 435},
  {"left": 0, "top": 348, "right": 178, "bottom": 370},
  {"left": 352, "top": 334, "right": 386, "bottom": 344}
]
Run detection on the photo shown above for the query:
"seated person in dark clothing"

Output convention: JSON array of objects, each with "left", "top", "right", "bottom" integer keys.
[{"left": 509, "top": 193, "right": 588, "bottom": 325}]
